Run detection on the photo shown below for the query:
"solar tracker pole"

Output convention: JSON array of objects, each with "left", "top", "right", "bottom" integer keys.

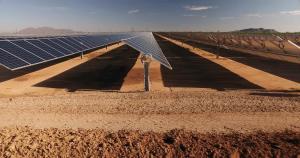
[
  {"left": 144, "top": 62, "right": 150, "bottom": 91},
  {"left": 214, "top": 38, "right": 220, "bottom": 59},
  {"left": 141, "top": 54, "right": 152, "bottom": 92},
  {"left": 216, "top": 44, "right": 220, "bottom": 59}
]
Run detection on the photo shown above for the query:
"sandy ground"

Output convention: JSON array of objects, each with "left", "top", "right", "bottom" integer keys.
[
  {"left": 121, "top": 55, "right": 170, "bottom": 92},
  {"left": 0, "top": 36, "right": 299, "bottom": 157},
  {"left": 0, "top": 90, "right": 299, "bottom": 132}
]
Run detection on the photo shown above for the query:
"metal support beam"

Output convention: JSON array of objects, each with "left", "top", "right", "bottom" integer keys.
[
  {"left": 216, "top": 45, "right": 220, "bottom": 59},
  {"left": 141, "top": 54, "right": 152, "bottom": 92},
  {"left": 144, "top": 62, "right": 150, "bottom": 91},
  {"left": 80, "top": 52, "right": 83, "bottom": 59}
]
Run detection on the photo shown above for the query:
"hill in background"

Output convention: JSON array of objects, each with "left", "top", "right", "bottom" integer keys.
[
  {"left": 234, "top": 28, "right": 279, "bottom": 34},
  {"left": 17, "top": 27, "right": 81, "bottom": 35}
]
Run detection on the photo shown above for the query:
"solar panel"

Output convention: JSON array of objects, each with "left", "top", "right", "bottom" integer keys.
[
  {"left": 72, "top": 36, "right": 94, "bottom": 48},
  {"left": 49, "top": 38, "right": 75, "bottom": 54},
  {"left": 63, "top": 37, "right": 86, "bottom": 51},
  {"left": 0, "top": 48, "right": 29, "bottom": 69},
  {"left": 0, "top": 32, "right": 172, "bottom": 71},
  {"left": 122, "top": 32, "right": 172, "bottom": 70},
  {"left": 40, "top": 39, "right": 70, "bottom": 55},
  {"left": 90, "top": 36, "right": 105, "bottom": 46},
  {"left": 57, "top": 38, "right": 81, "bottom": 52},
  {"left": 11, "top": 40, "right": 55, "bottom": 60},
  {"left": 71, "top": 38, "right": 93, "bottom": 49},
  {"left": 0, "top": 41, "right": 44, "bottom": 64},
  {"left": 79, "top": 36, "right": 98, "bottom": 47},
  {"left": 26, "top": 39, "right": 65, "bottom": 57},
  {"left": 89, "top": 35, "right": 113, "bottom": 47}
]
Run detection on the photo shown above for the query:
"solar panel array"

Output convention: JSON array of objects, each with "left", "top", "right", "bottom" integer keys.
[
  {"left": 162, "top": 32, "right": 300, "bottom": 57},
  {"left": 0, "top": 32, "right": 172, "bottom": 71}
]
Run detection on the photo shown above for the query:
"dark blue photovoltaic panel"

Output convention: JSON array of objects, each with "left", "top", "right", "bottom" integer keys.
[
  {"left": 11, "top": 40, "right": 54, "bottom": 60},
  {"left": 49, "top": 38, "right": 76, "bottom": 54},
  {"left": 66, "top": 37, "right": 89, "bottom": 50},
  {"left": 56, "top": 38, "right": 79, "bottom": 52},
  {"left": 0, "top": 48, "right": 29, "bottom": 69},
  {"left": 89, "top": 36, "right": 108, "bottom": 46},
  {"left": 72, "top": 37, "right": 94, "bottom": 48},
  {"left": 80, "top": 36, "right": 98, "bottom": 47},
  {"left": 59, "top": 38, "right": 82, "bottom": 51},
  {"left": 0, "top": 41, "right": 43, "bottom": 64},
  {"left": 122, "top": 33, "right": 172, "bottom": 69},
  {"left": 40, "top": 39, "right": 70, "bottom": 55},
  {"left": 26, "top": 40, "right": 65, "bottom": 57},
  {"left": 124, "top": 38, "right": 166, "bottom": 63}
]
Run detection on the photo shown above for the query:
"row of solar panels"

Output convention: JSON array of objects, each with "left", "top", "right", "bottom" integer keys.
[
  {"left": 0, "top": 34, "right": 128, "bottom": 40},
  {"left": 0, "top": 34, "right": 136, "bottom": 70},
  {"left": 162, "top": 32, "right": 300, "bottom": 57},
  {"left": 0, "top": 32, "right": 173, "bottom": 71}
]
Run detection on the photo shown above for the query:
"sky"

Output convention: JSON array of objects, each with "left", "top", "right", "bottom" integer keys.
[{"left": 0, "top": 0, "right": 300, "bottom": 33}]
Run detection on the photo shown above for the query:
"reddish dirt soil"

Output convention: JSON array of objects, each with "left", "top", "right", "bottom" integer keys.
[{"left": 0, "top": 128, "right": 299, "bottom": 157}]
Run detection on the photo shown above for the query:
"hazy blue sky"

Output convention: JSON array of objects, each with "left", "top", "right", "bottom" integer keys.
[{"left": 0, "top": 0, "right": 299, "bottom": 33}]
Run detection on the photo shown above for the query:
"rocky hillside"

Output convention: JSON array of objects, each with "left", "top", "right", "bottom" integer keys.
[{"left": 17, "top": 27, "right": 79, "bottom": 35}]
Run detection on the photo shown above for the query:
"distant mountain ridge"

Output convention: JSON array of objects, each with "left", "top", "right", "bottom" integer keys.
[
  {"left": 17, "top": 27, "right": 80, "bottom": 35},
  {"left": 234, "top": 28, "right": 278, "bottom": 34}
]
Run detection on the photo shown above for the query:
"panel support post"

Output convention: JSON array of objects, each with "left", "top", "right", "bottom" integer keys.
[
  {"left": 216, "top": 39, "right": 221, "bottom": 59},
  {"left": 216, "top": 45, "right": 220, "bottom": 59},
  {"left": 141, "top": 54, "right": 152, "bottom": 92},
  {"left": 80, "top": 52, "right": 83, "bottom": 59}
]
